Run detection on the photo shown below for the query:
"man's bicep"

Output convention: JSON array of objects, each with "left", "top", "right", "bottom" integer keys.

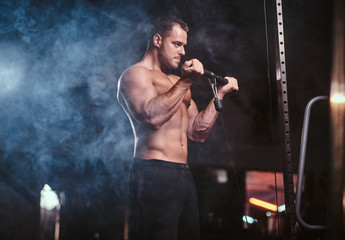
[
  {"left": 187, "top": 100, "right": 199, "bottom": 139},
  {"left": 119, "top": 70, "right": 157, "bottom": 117}
]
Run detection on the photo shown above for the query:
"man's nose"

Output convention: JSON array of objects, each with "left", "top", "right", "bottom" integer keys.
[{"left": 179, "top": 46, "right": 185, "bottom": 56}]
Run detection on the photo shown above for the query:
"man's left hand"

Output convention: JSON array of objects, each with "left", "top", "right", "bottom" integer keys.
[{"left": 217, "top": 76, "right": 239, "bottom": 99}]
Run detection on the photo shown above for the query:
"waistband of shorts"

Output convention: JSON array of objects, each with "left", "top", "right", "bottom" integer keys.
[{"left": 132, "top": 158, "right": 189, "bottom": 169}]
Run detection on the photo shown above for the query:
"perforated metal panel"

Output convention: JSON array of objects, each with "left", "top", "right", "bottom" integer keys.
[{"left": 275, "top": 0, "right": 297, "bottom": 238}]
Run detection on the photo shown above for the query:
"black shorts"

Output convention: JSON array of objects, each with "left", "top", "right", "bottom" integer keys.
[{"left": 128, "top": 158, "right": 200, "bottom": 240}]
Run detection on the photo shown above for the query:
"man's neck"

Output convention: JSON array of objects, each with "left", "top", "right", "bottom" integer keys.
[{"left": 141, "top": 47, "right": 167, "bottom": 73}]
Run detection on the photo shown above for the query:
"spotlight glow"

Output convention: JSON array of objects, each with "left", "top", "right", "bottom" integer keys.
[
  {"left": 242, "top": 215, "right": 258, "bottom": 224},
  {"left": 278, "top": 204, "right": 286, "bottom": 212},
  {"left": 249, "top": 198, "right": 278, "bottom": 211},
  {"left": 40, "top": 184, "right": 60, "bottom": 211},
  {"left": 331, "top": 94, "right": 345, "bottom": 103}
]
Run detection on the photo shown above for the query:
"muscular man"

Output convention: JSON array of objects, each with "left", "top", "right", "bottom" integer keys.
[{"left": 117, "top": 16, "right": 238, "bottom": 240}]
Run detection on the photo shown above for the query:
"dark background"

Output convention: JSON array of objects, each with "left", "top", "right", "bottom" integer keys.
[{"left": 0, "top": 0, "right": 333, "bottom": 239}]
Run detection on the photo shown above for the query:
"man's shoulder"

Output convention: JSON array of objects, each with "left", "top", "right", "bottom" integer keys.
[{"left": 121, "top": 64, "right": 150, "bottom": 81}]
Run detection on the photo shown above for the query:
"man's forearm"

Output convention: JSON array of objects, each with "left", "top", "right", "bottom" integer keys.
[
  {"left": 189, "top": 97, "right": 220, "bottom": 142},
  {"left": 143, "top": 79, "right": 192, "bottom": 129}
]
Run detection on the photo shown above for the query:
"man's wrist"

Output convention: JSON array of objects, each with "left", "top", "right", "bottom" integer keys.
[
  {"left": 217, "top": 92, "right": 225, "bottom": 100},
  {"left": 179, "top": 76, "right": 194, "bottom": 85}
]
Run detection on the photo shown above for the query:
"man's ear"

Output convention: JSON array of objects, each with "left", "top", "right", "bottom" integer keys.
[{"left": 153, "top": 34, "right": 162, "bottom": 48}]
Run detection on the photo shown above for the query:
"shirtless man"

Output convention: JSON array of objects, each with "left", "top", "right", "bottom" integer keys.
[{"left": 117, "top": 16, "right": 238, "bottom": 240}]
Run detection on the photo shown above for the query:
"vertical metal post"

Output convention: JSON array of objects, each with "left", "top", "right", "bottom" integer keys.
[
  {"left": 275, "top": 0, "right": 297, "bottom": 238},
  {"left": 328, "top": 0, "right": 345, "bottom": 239}
]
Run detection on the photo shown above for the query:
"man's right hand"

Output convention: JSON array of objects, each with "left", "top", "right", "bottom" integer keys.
[{"left": 181, "top": 59, "right": 204, "bottom": 82}]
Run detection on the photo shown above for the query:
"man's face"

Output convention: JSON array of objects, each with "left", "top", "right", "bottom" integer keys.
[{"left": 158, "top": 25, "right": 187, "bottom": 70}]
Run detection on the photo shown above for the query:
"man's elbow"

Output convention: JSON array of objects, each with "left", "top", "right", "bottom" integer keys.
[
  {"left": 188, "top": 132, "right": 208, "bottom": 143},
  {"left": 190, "top": 138, "right": 207, "bottom": 143},
  {"left": 195, "top": 138, "right": 206, "bottom": 143},
  {"left": 141, "top": 115, "right": 164, "bottom": 130},
  {"left": 146, "top": 120, "right": 162, "bottom": 130}
]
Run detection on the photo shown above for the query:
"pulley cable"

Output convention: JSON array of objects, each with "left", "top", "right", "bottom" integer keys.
[{"left": 218, "top": 112, "right": 255, "bottom": 240}]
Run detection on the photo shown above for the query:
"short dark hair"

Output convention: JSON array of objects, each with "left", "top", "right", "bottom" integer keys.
[{"left": 151, "top": 16, "right": 189, "bottom": 38}]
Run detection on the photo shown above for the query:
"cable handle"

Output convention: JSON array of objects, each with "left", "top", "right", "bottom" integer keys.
[
  {"left": 214, "top": 98, "right": 223, "bottom": 112},
  {"left": 204, "top": 69, "right": 228, "bottom": 86},
  {"left": 209, "top": 82, "right": 223, "bottom": 112}
]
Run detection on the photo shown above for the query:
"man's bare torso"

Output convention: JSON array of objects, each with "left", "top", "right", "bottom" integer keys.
[{"left": 118, "top": 64, "right": 192, "bottom": 163}]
